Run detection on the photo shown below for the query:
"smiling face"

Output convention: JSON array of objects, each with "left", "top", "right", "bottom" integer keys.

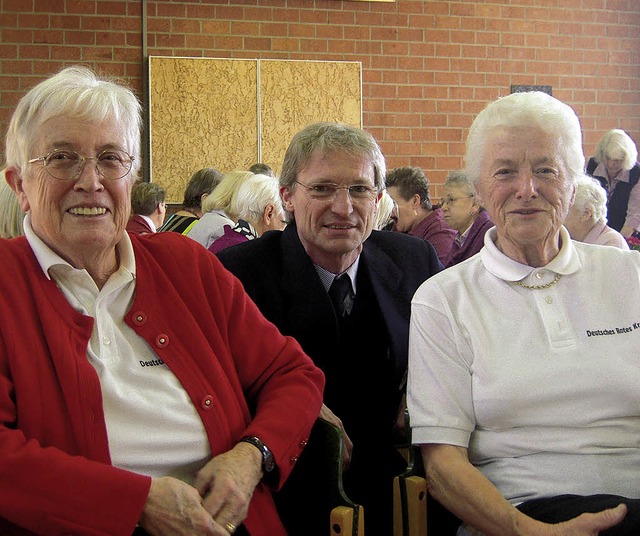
[
  {"left": 476, "top": 125, "right": 575, "bottom": 265},
  {"left": 281, "top": 148, "right": 380, "bottom": 273},
  {"left": 10, "top": 115, "right": 135, "bottom": 272}
]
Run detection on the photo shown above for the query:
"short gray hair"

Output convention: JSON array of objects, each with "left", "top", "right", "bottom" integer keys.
[
  {"left": 5, "top": 66, "right": 142, "bottom": 178},
  {"left": 444, "top": 170, "right": 476, "bottom": 194},
  {"left": 465, "top": 91, "right": 584, "bottom": 186},
  {"left": 572, "top": 173, "right": 608, "bottom": 224},
  {"left": 594, "top": 129, "right": 638, "bottom": 171},
  {"left": 202, "top": 170, "right": 253, "bottom": 221},
  {"left": 234, "top": 173, "right": 282, "bottom": 224},
  {"left": 280, "top": 122, "right": 386, "bottom": 192}
]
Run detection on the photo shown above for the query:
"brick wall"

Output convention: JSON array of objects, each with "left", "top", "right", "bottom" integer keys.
[{"left": 1, "top": 0, "right": 639, "bottom": 193}]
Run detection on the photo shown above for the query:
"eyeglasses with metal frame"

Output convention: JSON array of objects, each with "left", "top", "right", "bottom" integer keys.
[
  {"left": 293, "top": 180, "right": 378, "bottom": 201},
  {"left": 440, "top": 194, "right": 474, "bottom": 206},
  {"left": 28, "top": 149, "right": 135, "bottom": 181}
]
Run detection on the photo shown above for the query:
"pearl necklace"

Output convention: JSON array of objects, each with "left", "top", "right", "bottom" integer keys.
[{"left": 513, "top": 273, "right": 562, "bottom": 290}]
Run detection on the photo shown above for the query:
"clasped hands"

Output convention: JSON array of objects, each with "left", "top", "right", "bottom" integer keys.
[{"left": 139, "top": 442, "right": 263, "bottom": 536}]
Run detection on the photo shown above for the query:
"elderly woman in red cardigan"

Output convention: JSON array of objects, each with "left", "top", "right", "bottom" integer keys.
[{"left": 1, "top": 65, "right": 323, "bottom": 536}]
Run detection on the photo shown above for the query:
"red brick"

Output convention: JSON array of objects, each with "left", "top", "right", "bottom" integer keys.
[
  {"left": 51, "top": 45, "right": 82, "bottom": 60},
  {"left": 157, "top": 2, "right": 186, "bottom": 18},
  {"left": 19, "top": 45, "right": 51, "bottom": 59},
  {"left": 202, "top": 20, "right": 230, "bottom": 34},
  {"left": 81, "top": 46, "right": 113, "bottom": 60},
  {"left": 67, "top": 1, "right": 97, "bottom": 15},
  {"left": 65, "top": 31, "right": 95, "bottom": 45},
  {"left": 2, "top": 29, "right": 33, "bottom": 44},
  {"left": 4, "top": 0, "right": 35, "bottom": 12},
  {"left": 171, "top": 18, "right": 201, "bottom": 34},
  {"left": 97, "top": 1, "right": 127, "bottom": 16},
  {"left": 35, "top": 30, "right": 64, "bottom": 45}
]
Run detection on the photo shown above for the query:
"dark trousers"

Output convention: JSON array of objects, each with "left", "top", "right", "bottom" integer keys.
[{"left": 517, "top": 495, "right": 640, "bottom": 535}]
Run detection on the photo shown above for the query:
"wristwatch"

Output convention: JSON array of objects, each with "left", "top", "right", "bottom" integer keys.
[{"left": 240, "top": 436, "right": 275, "bottom": 475}]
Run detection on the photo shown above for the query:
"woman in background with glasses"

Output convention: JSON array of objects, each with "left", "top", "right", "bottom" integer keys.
[
  {"left": 440, "top": 170, "right": 493, "bottom": 267},
  {"left": 1, "top": 66, "right": 323, "bottom": 536}
]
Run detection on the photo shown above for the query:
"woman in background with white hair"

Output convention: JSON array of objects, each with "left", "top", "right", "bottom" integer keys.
[
  {"left": 586, "top": 129, "right": 640, "bottom": 237},
  {"left": 564, "top": 174, "right": 629, "bottom": 249},
  {"left": 208, "top": 173, "right": 285, "bottom": 254}
]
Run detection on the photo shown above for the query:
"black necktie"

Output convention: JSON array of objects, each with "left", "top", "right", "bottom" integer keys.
[{"left": 328, "top": 274, "right": 351, "bottom": 317}]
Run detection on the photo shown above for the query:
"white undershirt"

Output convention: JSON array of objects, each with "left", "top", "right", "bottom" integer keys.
[{"left": 24, "top": 216, "right": 211, "bottom": 484}]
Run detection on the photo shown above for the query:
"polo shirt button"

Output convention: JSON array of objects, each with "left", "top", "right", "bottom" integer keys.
[
  {"left": 133, "top": 311, "right": 147, "bottom": 325},
  {"left": 155, "top": 334, "right": 169, "bottom": 348},
  {"left": 290, "top": 455, "right": 299, "bottom": 464},
  {"left": 201, "top": 395, "right": 214, "bottom": 410},
  {"left": 545, "top": 296, "right": 553, "bottom": 304},
  {"left": 299, "top": 439, "right": 308, "bottom": 448},
  {"left": 536, "top": 271, "right": 543, "bottom": 279}
]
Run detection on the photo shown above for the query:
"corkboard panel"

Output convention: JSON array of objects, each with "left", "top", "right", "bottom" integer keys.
[
  {"left": 259, "top": 60, "right": 362, "bottom": 176},
  {"left": 149, "top": 57, "right": 259, "bottom": 203}
]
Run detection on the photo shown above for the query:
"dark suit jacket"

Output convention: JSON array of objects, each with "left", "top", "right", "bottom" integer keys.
[
  {"left": 217, "top": 223, "right": 442, "bottom": 391},
  {"left": 218, "top": 224, "right": 441, "bottom": 535}
]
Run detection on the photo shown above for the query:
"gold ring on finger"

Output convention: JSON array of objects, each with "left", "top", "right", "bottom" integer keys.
[{"left": 224, "top": 522, "right": 237, "bottom": 534}]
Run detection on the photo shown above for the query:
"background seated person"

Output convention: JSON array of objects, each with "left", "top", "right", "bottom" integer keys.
[
  {"left": 158, "top": 166, "right": 222, "bottom": 234},
  {"left": 372, "top": 189, "right": 397, "bottom": 231},
  {"left": 408, "top": 90, "right": 640, "bottom": 536},
  {"left": 586, "top": 129, "right": 640, "bottom": 237},
  {"left": 386, "top": 165, "right": 456, "bottom": 262},
  {"left": 0, "top": 168, "right": 24, "bottom": 238},
  {"left": 440, "top": 170, "right": 493, "bottom": 267},
  {"left": 1, "top": 65, "right": 324, "bottom": 536},
  {"left": 564, "top": 173, "right": 629, "bottom": 249},
  {"left": 208, "top": 172, "right": 286, "bottom": 254},
  {"left": 126, "top": 181, "right": 166, "bottom": 234},
  {"left": 248, "top": 162, "right": 275, "bottom": 177},
  {"left": 187, "top": 170, "right": 252, "bottom": 249}
]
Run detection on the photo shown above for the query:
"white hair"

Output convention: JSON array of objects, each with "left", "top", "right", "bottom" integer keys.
[
  {"left": 594, "top": 129, "right": 638, "bottom": 171},
  {"left": 5, "top": 66, "right": 142, "bottom": 177},
  {"left": 233, "top": 173, "right": 282, "bottom": 224},
  {"left": 572, "top": 173, "right": 608, "bottom": 223},
  {"left": 373, "top": 189, "right": 396, "bottom": 230},
  {"left": 465, "top": 91, "right": 585, "bottom": 185}
]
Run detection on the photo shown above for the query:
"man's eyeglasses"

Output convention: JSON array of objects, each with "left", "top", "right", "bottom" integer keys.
[
  {"left": 440, "top": 194, "right": 474, "bottom": 206},
  {"left": 28, "top": 149, "right": 134, "bottom": 181},
  {"left": 294, "top": 180, "right": 378, "bottom": 202}
]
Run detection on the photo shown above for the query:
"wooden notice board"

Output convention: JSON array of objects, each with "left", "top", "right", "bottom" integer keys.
[{"left": 149, "top": 57, "right": 362, "bottom": 203}]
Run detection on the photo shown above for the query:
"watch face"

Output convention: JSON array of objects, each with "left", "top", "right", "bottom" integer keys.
[{"left": 264, "top": 452, "right": 275, "bottom": 473}]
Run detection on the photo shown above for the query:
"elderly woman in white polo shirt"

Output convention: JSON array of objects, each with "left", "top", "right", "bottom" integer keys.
[{"left": 408, "top": 91, "right": 640, "bottom": 535}]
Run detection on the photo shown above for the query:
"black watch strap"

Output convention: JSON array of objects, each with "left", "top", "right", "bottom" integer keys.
[{"left": 240, "top": 436, "right": 275, "bottom": 474}]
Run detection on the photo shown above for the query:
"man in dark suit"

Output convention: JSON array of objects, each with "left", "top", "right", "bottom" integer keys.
[{"left": 217, "top": 122, "right": 442, "bottom": 535}]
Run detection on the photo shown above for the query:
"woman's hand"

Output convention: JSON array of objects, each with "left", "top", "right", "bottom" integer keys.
[
  {"left": 139, "top": 476, "right": 222, "bottom": 535},
  {"left": 535, "top": 504, "right": 627, "bottom": 536},
  {"left": 194, "top": 443, "right": 264, "bottom": 532}
]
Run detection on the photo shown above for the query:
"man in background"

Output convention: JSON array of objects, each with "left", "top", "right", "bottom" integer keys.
[{"left": 126, "top": 181, "right": 166, "bottom": 234}]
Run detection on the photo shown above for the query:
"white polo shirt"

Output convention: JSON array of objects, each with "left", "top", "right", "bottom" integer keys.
[
  {"left": 24, "top": 217, "right": 211, "bottom": 484},
  {"left": 408, "top": 226, "right": 640, "bottom": 505}
]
